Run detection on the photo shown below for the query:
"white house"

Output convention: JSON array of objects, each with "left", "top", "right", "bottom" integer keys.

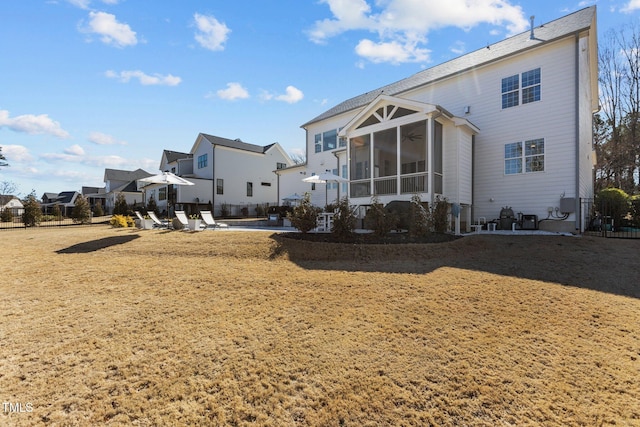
[
  {"left": 0, "top": 195, "right": 24, "bottom": 216},
  {"left": 283, "top": 6, "right": 598, "bottom": 233},
  {"left": 145, "top": 134, "right": 294, "bottom": 217},
  {"left": 103, "top": 168, "right": 152, "bottom": 214}
]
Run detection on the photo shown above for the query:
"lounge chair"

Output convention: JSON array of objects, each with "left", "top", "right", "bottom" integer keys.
[
  {"left": 148, "top": 211, "right": 169, "bottom": 229},
  {"left": 134, "top": 211, "right": 145, "bottom": 221},
  {"left": 175, "top": 210, "right": 204, "bottom": 231},
  {"left": 200, "top": 210, "right": 229, "bottom": 229}
]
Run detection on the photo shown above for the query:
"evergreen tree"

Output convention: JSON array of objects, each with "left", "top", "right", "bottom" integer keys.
[
  {"left": 113, "top": 193, "right": 129, "bottom": 215},
  {"left": 72, "top": 194, "right": 92, "bottom": 224},
  {"left": 22, "top": 191, "right": 42, "bottom": 227}
]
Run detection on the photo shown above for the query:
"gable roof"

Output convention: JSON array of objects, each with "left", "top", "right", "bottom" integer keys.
[
  {"left": 302, "top": 6, "right": 596, "bottom": 127},
  {"left": 164, "top": 150, "right": 191, "bottom": 163},
  {"left": 199, "top": 133, "right": 273, "bottom": 154},
  {"left": 0, "top": 195, "right": 20, "bottom": 206},
  {"left": 104, "top": 168, "right": 152, "bottom": 182}
]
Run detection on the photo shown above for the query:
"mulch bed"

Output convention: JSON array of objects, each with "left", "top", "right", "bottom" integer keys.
[{"left": 278, "top": 231, "right": 460, "bottom": 244}]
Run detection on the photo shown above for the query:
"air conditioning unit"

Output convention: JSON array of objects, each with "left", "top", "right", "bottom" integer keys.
[{"left": 521, "top": 214, "right": 538, "bottom": 230}]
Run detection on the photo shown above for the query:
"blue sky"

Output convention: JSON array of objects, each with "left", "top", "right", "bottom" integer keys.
[{"left": 0, "top": 0, "right": 636, "bottom": 196}]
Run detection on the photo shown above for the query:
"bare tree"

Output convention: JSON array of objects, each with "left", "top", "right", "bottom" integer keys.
[
  {"left": 0, "top": 181, "right": 19, "bottom": 196},
  {"left": 289, "top": 151, "right": 306, "bottom": 165},
  {"left": 0, "top": 147, "right": 8, "bottom": 167},
  {"left": 597, "top": 26, "right": 640, "bottom": 193}
]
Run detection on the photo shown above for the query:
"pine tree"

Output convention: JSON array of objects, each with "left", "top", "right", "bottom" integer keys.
[
  {"left": 72, "top": 194, "right": 92, "bottom": 224},
  {"left": 22, "top": 191, "right": 42, "bottom": 227}
]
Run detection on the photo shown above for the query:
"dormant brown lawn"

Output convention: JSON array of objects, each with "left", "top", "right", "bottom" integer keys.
[{"left": 1, "top": 226, "right": 639, "bottom": 426}]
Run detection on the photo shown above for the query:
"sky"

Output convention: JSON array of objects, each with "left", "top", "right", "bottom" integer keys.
[{"left": 0, "top": 0, "right": 637, "bottom": 197}]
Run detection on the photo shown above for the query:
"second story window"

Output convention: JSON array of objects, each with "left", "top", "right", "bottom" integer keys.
[
  {"left": 323, "top": 129, "right": 337, "bottom": 151},
  {"left": 197, "top": 153, "right": 208, "bottom": 169},
  {"left": 502, "top": 68, "right": 541, "bottom": 109},
  {"left": 247, "top": 182, "right": 253, "bottom": 197},
  {"left": 314, "top": 133, "right": 322, "bottom": 153}
]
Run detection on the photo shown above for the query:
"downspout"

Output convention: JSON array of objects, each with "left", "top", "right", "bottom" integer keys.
[
  {"left": 574, "top": 32, "right": 581, "bottom": 231},
  {"left": 333, "top": 150, "right": 341, "bottom": 201}
]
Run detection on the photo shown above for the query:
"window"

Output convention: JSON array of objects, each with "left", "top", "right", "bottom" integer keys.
[
  {"left": 246, "top": 182, "right": 253, "bottom": 197},
  {"left": 341, "top": 164, "right": 348, "bottom": 193},
  {"left": 505, "top": 138, "right": 544, "bottom": 174},
  {"left": 315, "top": 134, "right": 322, "bottom": 153},
  {"left": 216, "top": 179, "right": 224, "bottom": 195},
  {"left": 501, "top": 75, "right": 519, "bottom": 108},
  {"left": 323, "top": 129, "right": 337, "bottom": 151},
  {"left": 276, "top": 162, "right": 287, "bottom": 170},
  {"left": 261, "top": 182, "right": 271, "bottom": 186},
  {"left": 522, "top": 69, "right": 541, "bottom": 104},
  {"left": 502, "top": 68, "right": 541, "bottom": 109},
  {"left": 197, "top": 153, "right": 208, "bottom": 169}
]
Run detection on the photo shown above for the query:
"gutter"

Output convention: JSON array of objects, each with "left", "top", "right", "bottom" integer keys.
[{"left": 574, "top": 32, "right": 581, "bottom": 231}]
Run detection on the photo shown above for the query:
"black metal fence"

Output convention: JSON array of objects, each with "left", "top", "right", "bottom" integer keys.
[
  {"left": 0, "top": 213, "right": 111, "bottom": 230},
  {"left": 581, "top": 198, "right": 640, "bottom": 239}
]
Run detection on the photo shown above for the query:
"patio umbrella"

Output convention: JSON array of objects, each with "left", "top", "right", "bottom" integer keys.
[
  {"left": 302, "top": 171, "right": 348, "bottom": 206},
  {"left": 138, "top": 172, "right": 194, "bottom": 217}
]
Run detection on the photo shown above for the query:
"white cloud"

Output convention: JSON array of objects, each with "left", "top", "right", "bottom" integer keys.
[
  {"left": 66, "top": 0, "right": 120, "bottom": 8},
  {"left": 215, "top": 82, "right": 250, "bottom": 100},
  {"left": 82, "top": 11, "right": 137, "bottom": 48},
  {"left": 64, "top": 145, "right": 85, "bottom": 156},
  {"left": 194, "top": 13, "right": 230, "bottom": 51},
  {"left": 1, "top": 145, "right": 33, "bottom": 163},
  {"left": 105, "top": 70, "right": 181, "bottom": 86},
  {"left": 88, "top": 131, "right": 127, "bottom": 145},
  {"left": 621, "top": 0, "right": 640, "bottom": 13},
  {"left": 355, "top": 38, "right": 430, "bottom": 64},
  {"left": 0, "top": 110, "right": 70, "bottom": 138},
  {"left": 66, "top": 0, "right": 91, "bottom": 8},
  {"left": 309, "top": 0, "right": 529, "bottom": 64},
  {"left": 275, "top": 86, "right": 304, "bottom": 104}
]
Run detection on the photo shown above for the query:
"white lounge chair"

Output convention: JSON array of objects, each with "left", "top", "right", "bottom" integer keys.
[
  {"left": 134, "top": 211, "right": 145, "bottom": 221},
  {"left": 200, "top": 210, "right": 229, "bottom": 229},
  {"left": 148, "top": 211, "right": 169, "bottom": 229},
  {"left": 175, "top": 210, "right": 204, "bottom": 231}
]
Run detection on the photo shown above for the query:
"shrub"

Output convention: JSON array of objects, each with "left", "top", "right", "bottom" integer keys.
[
  {"left": 72, "top": 194, "right": 92, "bottom": 224},
  {"left": 409, "top": 194, "right": 430, "bottom": 237},
  {"left": 631, "top": 195, "right": 640, "bottom": 227},
  {"left": 431, "top": 196, "right": 450, "bottom": 233},
  {"left": 331, "top": 196, "right": 357, "bottom": 238},
  {"left": 383, "top": 200, "right": 409, "bottom": 230},
  {"left": 288, "top": 193, "right": 320, "bottom": 233},
  {"left": 51, "top": 204, "right": 62, "bottom": 220},
  {"left": 113, "top": 193, "right": 129, "bottom": 216},
  {"left": 146, "top": 196, "right": 158, "bottom": 217},
  {"left": 93, "top": 203, "right": 104, "bottom": 217},
  {"left": 364, "top": 196, "right": 396, "bottom": 237},
  {"left": 0, "top": 209, "right": 14, "bottom": 222},
  {"left": 596, "top": 188, "right": 630, "bottom": 229},
  {"left": 110, "top": 215, "right": 134, "bottom": 228},
  {"left": 22, "top": 191, "right": 42, "bottom": 227},
  {"left": 220, "top": 202, "right": 230, "bottom": 217}
]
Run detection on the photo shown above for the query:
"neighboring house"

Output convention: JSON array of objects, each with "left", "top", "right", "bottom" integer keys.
[
  {"left": 282, "top": 6, "right": 597, "bottom": 233},
  {"left": 103, "top": 168, "right": 152, "bottom": 214},
  {"left": 0, "top": 195, "right": 24, "bottom": 216},
  {"left": 82, "top": 186, "right": 107, "bottom": 213},
  {"left": 146, "top": 134, "right": 293, "bottom": 216},
  {"left": 41, "top": 191, "right": 81, "bottom": 216}
]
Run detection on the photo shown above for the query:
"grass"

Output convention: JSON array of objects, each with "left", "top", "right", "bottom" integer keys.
[{"left": 1, "top": 226, "right": 639, "bottom": 426}]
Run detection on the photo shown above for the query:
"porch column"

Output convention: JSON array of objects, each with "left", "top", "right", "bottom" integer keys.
[{"left": 427, "top": 116, "right": 433, "bottom": 203}]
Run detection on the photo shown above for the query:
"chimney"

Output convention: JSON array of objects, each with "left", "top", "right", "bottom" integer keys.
[{"left": 530, "top": 15, "right": 535, "bottom": 40}]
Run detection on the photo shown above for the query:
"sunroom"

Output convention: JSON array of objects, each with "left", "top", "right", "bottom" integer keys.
[{"left": 339, "top": 95, "right": 479, "bottom": 233}]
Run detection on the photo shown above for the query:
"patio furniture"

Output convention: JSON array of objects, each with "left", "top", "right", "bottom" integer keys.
[
  {"left": 175, "top": 211, "right": 204, "bottom": 231},
  {"left": 200, "top": 211, "right": 229, "bottom": 229},
  {"left": 148, "top": 211, "right": 169, "bottom": 229}
]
